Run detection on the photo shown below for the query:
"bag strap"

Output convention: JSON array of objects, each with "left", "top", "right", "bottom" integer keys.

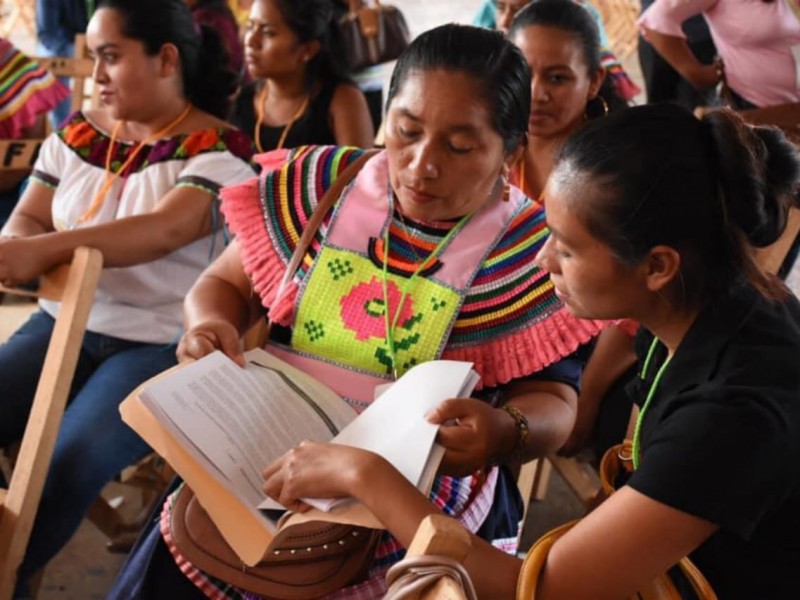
[
  {"left": 277, "top": 148, "right": 379, "bottom": 293},
  {"left": 384, "top": 555, "right": 478, "bottom": 600}
]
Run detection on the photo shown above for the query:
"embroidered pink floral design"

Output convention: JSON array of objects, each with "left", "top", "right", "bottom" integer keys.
[{"left": 340, "top": 276, "right": 414, "bottom": 341}]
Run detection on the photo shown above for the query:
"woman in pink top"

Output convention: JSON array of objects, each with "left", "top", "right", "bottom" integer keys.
[{"left": 639, "top": 0, "right": 800, "bottom": 109}]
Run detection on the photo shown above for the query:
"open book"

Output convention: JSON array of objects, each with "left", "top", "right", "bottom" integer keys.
[{"left": 120, "top": 348, "right": 478, "bottom": 566}]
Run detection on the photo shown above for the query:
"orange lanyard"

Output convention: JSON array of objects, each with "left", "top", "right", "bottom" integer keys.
[
  {"left": 78, "top": 104, "right": 193, "bottom": 224},
  {"left": 253, "top": 84, "right": 310, "bottom": 153}
]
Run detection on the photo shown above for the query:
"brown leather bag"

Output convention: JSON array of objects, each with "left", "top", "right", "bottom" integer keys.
[
  {"left": 338, "top": 0, "right": 411, "bottom": 71},
  {"left": 171, "top": 485, "right": 382, "bottom": 599}
]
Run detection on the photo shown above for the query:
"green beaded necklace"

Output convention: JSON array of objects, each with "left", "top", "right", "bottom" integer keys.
[{"left": 632, "top": 337, "right": 673, "bottom": 470}]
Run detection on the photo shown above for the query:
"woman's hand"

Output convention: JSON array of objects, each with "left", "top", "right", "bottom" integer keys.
[
  {"left": 688, "top": 63, "right": 722, "bottom": 90},
  {"left": 177, "top": 319, "right": 245, "bottom": 365},
  {"left": 262, "top": 441, "right": 384, "bottom": 511},
  {"left": 427, "top": 398, "right": 513, "bottom": 478},
  {"left": 0, "top": 236, "right": 51, "bottom": 287}
]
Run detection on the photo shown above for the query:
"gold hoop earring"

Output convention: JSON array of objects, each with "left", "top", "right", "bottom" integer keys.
[{"left": 584, "top": 95, "right": 609, "bottom": 120}]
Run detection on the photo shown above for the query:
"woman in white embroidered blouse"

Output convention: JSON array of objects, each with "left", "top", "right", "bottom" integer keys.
[{"left": 0, "top": 0, "right": 253, "bottom": 595}]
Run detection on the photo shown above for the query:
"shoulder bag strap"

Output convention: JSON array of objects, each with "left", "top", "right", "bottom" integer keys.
[{"left": 278, "top": 148, "right": 379, "bottom": 292}]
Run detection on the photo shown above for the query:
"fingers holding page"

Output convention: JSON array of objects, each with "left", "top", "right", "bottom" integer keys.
[{"left": 178, "top": 319, "right": 245, "bottom": 365}]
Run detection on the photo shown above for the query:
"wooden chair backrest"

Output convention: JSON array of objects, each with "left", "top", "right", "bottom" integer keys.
[
  {"left": 386, "top": 514, "right": 472, "bottom": 600},
  {"left": 0, "top": 139, "right": 44, "bottom": 172},
  {"left": 0, "top": 247, "right": 103, "bottom": 600},
  {"left": 36, "top": 34, "right": 97, "bottom": 119}
]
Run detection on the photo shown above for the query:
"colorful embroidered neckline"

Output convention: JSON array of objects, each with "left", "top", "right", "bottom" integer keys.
[{"left": 58, "top": 112, "right": 252, "bottom": 174}]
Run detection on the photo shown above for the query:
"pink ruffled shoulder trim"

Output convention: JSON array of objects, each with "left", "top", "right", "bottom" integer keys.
[
  {"left": 220, "top": 175, "right": 298, "bottom": 325},
  {"left": 443, "top": 309, "right": 611, "bottom": 389}
]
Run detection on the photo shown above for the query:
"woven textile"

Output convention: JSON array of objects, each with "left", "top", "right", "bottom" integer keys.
[{"left": 0, "top": 38, "right": 69, "bottom": 139}]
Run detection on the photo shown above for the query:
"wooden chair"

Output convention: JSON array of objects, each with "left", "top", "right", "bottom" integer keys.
[
  {"left": 0, "top": 247, "right": 103, "bottom": 600},
  {"left": 384, "top": 514, "right": 473, "bottom": 600},
  {"left": 36, "top": 34, "right": 96, "bottom": 116},
  {"left": 398, "top": 455, "right": 717, "bottom": 600},
  {"left": 0, "top": 139, "right": 44, "bottom": 172},
  {"left": 0, "top": 38, "right": 95, "bottom": 182}
]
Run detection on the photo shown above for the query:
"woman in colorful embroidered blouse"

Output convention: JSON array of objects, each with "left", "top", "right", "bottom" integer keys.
[
  {"left": 0, "top": 37, "right": 70, "bottom": 222},
  {"left": 229, "top": 0, "right": 374, "bottom": 153},
  {"left": 0, "top": 0, "right": 253, "bottom": 594},
  {"left": 265, "top": 104, "right": 800, "bottom": 600},
  {"left": 119, "top": 23, "right": 608, "bottom": 599}
]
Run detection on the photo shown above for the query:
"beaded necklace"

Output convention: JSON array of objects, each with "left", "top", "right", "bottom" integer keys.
[
  {"left": 632, "top": 337, "right": 673, "bottom": 469},
  {"left": 253, "top": 83, "right": 309, "bottom": 153},
  {"left": 381, "top": 190, "right": 474, "bottom": 379},
  {"left": 77, "top": 103, "right": 193, "bottom": 224}
]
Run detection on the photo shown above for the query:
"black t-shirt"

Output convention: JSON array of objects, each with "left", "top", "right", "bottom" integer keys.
[
  {"left": 229, "top": 79, "right": 344, "bottom": 152},
  {"left": 626, "top": 284, "right": 800, "bottom": 600}
]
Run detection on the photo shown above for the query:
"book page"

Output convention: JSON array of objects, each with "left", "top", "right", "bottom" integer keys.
[
  {"left": 139, "top": 349, "right": 357, "bottom": 508},
  {"left": 125, "top": 354, "right": 479, "bottom": 563},
  {"left": 303, "top": 360, "right": 478, "bottom": 512}
]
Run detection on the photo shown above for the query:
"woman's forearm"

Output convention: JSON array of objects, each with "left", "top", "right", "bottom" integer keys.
[
  {"left": 506, "top": 381, "right": 578, "bottom": 462},
  {"left": 50, "top": 208, "right": 213, "bottom": 266},
  {"left": 354, "top": 456, "right": 522, "bottom": 598},
  {"left": 739, "top": 102, "right": 800, "bottom": 128},
  {"left": 642, "top": 28, "right": 719, "bottom": 90},
  {"left": 2, "top": 211, "right": 50, "bottom": 238},
  {"left": 184, "top": 272, "right": 256, "bottom": 335}
]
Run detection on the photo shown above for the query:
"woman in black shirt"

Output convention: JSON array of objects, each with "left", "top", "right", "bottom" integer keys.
[
  {"left": 261, "top": 103, "right": 800, "bottom": 599},
  {"left": 230, "top": 0, "right": 374, "bottom": 151}
]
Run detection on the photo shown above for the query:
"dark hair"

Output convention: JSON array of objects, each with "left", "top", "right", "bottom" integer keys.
[
  {"left": 273, "top": 0, "right": 348, "bottom": 89},
  {"left": 508, "top": 0, "right": 625, "bottom": 116},
  {"left": 386, "top": 23, "right": 531, "bottom": 154},
  {"left": 555, "top": 103, "right": 800, "bottom": 306},
  {"left": 96, "top": 0, "right": 237, "bottom": 117},
  {"left": 193, "top": 0, "right": 232, "bottom": 9}
]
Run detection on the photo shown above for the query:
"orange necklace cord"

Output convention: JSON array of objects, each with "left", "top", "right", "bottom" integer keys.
[
  {"left": 77, "top": 103, "right": 194, "bottom": 224},
  {"left": 253, "top": 83, "right": 310, "bottom": 153}
]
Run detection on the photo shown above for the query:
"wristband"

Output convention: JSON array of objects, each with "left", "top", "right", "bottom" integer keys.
[{"left": 492, "top": 404, "right": 530, "bottom": 465}]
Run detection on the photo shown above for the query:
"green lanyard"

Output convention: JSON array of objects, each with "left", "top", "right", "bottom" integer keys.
[
  {"left": 381, "top": 196, "right": 473, "bottom": 379},
  {"left": 631, "top": 337, "right": 672, "bottom": 470}
]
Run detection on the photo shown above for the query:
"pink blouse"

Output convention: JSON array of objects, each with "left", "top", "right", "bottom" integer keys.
[{"left": 639, "top": 0, "right": 800, "bottom": 108}]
